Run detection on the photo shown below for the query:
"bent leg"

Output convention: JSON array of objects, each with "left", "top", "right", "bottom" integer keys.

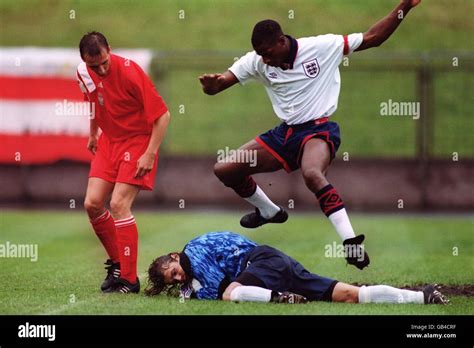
[
  {"left": 300, "top": 138, "right": 332, "bottom": 193},
  {"left": 223, "top": 282, "right": 273, "bottom": 302},
  {"left": 301, "top": 138, "right": 356, "bottom": 240},
  {"left": 84, "top": 177, "right": 115, "bottom": 219},
  {"left": 214, "top": 139, "right": 283, "bottom": 219},
  {"left": 301, "top": 139, "right": 370, "bottom": 269},
  {"left": 214, "top": 138, "right": 283, "bottom": 193},
  {"left": 84, "top": 178, "right": 119, "bottom": 262},
  {"left": 110, "top": 183, "right": 141, "bottom": 284},
  {"left": 224, "top": 282, "right": 307, "bottom": 304},
  {"left": 110, "top": 182, "right": 140, "bottom": 220}
]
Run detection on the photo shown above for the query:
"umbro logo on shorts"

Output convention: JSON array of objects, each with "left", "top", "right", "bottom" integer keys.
[{"left": 302, "top": 59, "right": 320, "bottom": 78}]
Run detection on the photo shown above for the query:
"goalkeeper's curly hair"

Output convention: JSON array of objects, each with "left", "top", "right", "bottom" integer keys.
[{"left": 145, "top": 253, "right": 180, "bottom": 296}]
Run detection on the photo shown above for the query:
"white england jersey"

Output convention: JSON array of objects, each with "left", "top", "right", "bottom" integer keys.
[{"left": 229, "top": 33, "right": 363, "bottom": 125}]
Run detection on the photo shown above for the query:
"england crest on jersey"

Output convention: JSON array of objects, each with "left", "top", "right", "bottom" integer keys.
[{"left": 302, "top": 59, "right": 320, "bottom": 78}]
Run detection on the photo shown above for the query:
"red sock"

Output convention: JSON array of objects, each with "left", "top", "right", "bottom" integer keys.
[
  {"left": 114, "top": 216, "right": 138, "bottom": 283},
  {"left": 315, "top": 184, "right": 345, "bottom": 217},
  {"left": 90, "top": 210, "right": 119, "bottom": 263}
]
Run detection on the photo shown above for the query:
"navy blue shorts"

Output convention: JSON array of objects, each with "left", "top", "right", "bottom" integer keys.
[
  {"left": 255, "top": 118, "right": 341, "bottom": 172},
  {"left": 237, "top": 245, "right": 338, "bottom": 302}
]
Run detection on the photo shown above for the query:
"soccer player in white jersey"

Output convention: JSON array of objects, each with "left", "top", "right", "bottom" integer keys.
[{"left": 199, "top": 0, "right": 421, "bottom": 270}]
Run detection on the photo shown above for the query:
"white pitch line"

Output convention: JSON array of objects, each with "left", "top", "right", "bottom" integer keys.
[{"left": 42, "top": 298, "right": 99, "bottom": 315}]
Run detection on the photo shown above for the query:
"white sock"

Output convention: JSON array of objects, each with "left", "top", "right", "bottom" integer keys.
[
  {"left": 230, "top": 286, "right": 272, "bottom": 303},
  {"left": 244, "top": 186, "right": 280, "bottom": 219},
  {"left": 358, "top": 285, "right": 424, "bottom": 304},
  {"left": 328, "top": 208, "right": 356, "bottom": 241}
]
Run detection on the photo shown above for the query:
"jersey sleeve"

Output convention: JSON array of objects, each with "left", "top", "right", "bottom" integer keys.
[
  {"left": 313, "top": 33, "right": 363, "bottom": 65},
  {"left": 195, "top": 286, "right": 219, "bottom": 300},
  {"left": 76, "top": 68, "right": 90, "bottom": 102},
  {"left": 129, "top": 61, "right": 168, "bottom": 124},
  {"left": 228, "top": 51, "right": 258, "bottom": 85},
  {"left": 193, "top": 262, "right": 225, "bottom": 300},
  {"left": 342, "top": 33, "right": 364, "bottom": 55}
]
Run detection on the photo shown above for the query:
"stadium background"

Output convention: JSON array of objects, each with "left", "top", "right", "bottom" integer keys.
[{"left": 0, "top": 0, "right": 473, "bottom": 315}]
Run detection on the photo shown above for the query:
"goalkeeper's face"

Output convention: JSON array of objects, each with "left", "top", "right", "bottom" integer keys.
[{"left": 162, "top": 254, "right": 187, "bottom": 285}]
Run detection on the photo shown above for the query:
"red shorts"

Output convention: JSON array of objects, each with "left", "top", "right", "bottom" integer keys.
[{"left": 89, "top": 134, "right": 158, "bottom": 191}]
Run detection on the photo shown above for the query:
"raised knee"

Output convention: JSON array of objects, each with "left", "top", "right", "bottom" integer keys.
[
  {"left": 110, "top": 198, "right": 127, "bottom": 217},
  {"left": 213, "top": 161, "right": 225, "bottom": 179},
  {"left": 302, "top": 168, "right": 325, "bottom": 189},
  {"left": 84, "top": 197, "right": 103, "bottom": 216},
  {"left": 214, "top": 161, "right": 236, "bottom": 182}
]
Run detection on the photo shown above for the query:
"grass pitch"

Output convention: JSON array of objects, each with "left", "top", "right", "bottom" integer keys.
[{"left": 0, "top": 210, "right": 473, "bottom": 315}]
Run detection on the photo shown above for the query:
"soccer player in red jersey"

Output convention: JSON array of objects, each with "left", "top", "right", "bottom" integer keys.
[
  {"left": 76, "top": 32, "right": 170, "bottom": 293},
  {"left": 199, "top": 1, "right": 421, "bottom": 270}
]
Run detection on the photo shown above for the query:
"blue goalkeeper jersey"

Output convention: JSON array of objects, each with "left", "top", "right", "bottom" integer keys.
[{"left": 182, "top": 231, "right": 258, "bottom": 300}]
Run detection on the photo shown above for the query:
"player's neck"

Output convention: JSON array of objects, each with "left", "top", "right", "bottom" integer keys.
[
  {"left": 280, "top": 36, "right": 292, "bottom": 70},
  {"left": 283, "top": 36, "right": 291, "bottom": 60}
]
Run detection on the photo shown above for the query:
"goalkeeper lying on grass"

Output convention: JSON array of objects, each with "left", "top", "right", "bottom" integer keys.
[{"left": 145, "top": 232, "right": 448, "bottom": 305}]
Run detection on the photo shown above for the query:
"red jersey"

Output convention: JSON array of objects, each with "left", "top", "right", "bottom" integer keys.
[{"left": 76, "top": 53, "right": 168, "bottom": 142}]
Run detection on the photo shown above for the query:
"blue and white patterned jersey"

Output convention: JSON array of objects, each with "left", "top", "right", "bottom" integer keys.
[{"left": 182, "top": 231, "right": 258, "bottom": 300}]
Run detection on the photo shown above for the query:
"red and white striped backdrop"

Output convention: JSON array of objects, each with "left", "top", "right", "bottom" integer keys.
[{"left": 0, "top": 47, "right": 152, "bottom": 164}]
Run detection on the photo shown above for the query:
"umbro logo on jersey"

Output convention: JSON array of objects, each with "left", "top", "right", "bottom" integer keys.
[
  {"left": 302, "top": 59, "right": 320, "bottom": 78},
  {"left": 268, "top": 72, "right": 278, "bottom": 79}
]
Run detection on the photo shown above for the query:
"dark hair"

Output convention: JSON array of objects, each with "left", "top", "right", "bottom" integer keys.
[
  {"left": 251, "top": 19, "right": 283, "bottom": 48},
  {"left": 79, "top": 31, "right": 109, "bottom": 59},
  {"left": 145, "top": 253, "right": 179, "bottom": 296}
]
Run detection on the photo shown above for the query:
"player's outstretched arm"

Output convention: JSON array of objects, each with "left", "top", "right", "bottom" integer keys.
[
  {"left": 198, "top": 70, "right": 239, "bottom": 95},
  {"left": 355, "top": 0, "right": 421, "bottom": 52}
]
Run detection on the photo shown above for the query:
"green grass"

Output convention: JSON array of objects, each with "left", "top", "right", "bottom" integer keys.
[
  {"left": 0, "top": 210, "right": 473, "bottom": 315},
  {"left": 1, "top": 0, "right": 473, "bottom": 52},
  {"left": 0, "top": 0, "right": 473, "bottom": 157}
]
